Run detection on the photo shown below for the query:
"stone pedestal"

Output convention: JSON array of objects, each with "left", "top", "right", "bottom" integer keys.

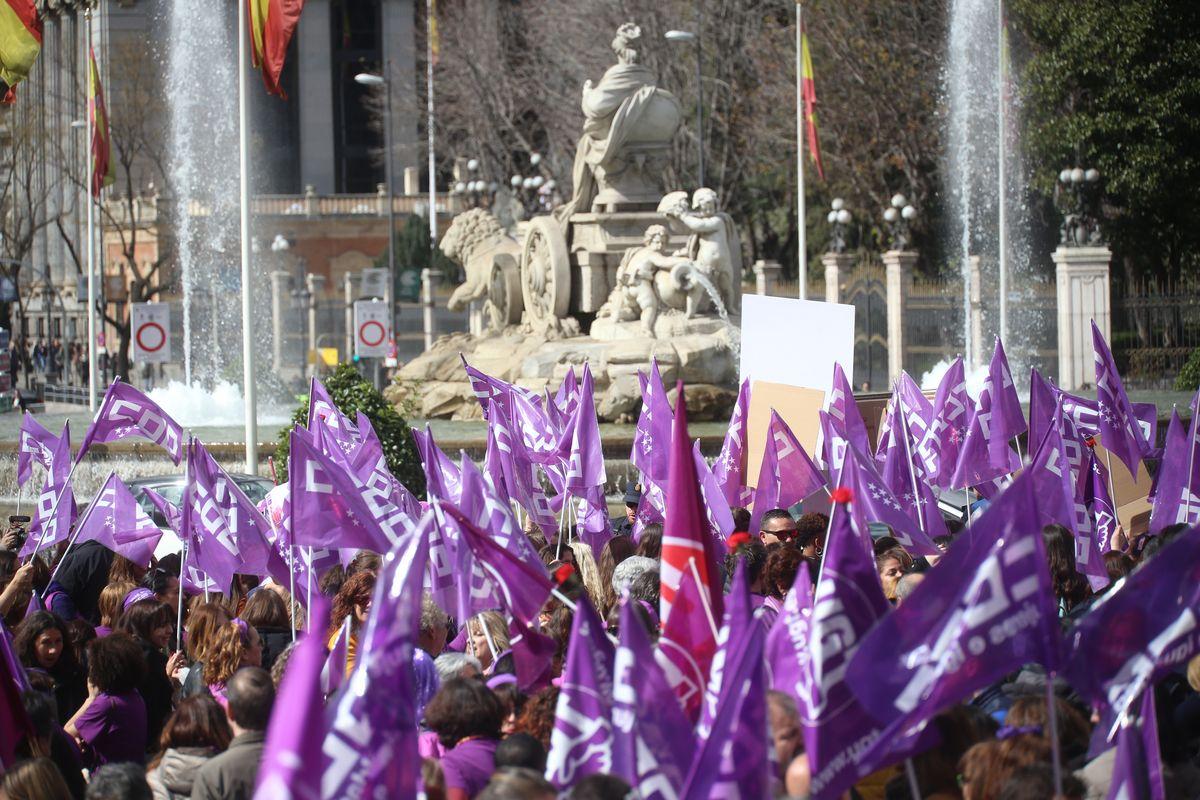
[
  {"left": 306, "top": 274, "right": 326, "bottom": 378},
  {"left": 753, "top": 259, "right": 781, "bottom": 295},
  {"left": 269, "top": 271, "right": 291, "bottom": 374},
  {"left": 822, "top": 252, "right": 855, "bottom": 305},
  {"left": 1054, "top": 245, "right": 1112, "bottom": 391},
  {"left": 883, "top": 250, "right": 917, "bottom": 383},
  {"left": 969, "top": 255, "right": 984, "bottom": 370}
]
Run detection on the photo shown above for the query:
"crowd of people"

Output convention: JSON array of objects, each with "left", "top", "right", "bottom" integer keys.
[
  {"left": 7, "top": 338, "right": 105, "bottom": 391},
  {"left": 1, "top": 490, "right": 1198, "bottom": 800}
]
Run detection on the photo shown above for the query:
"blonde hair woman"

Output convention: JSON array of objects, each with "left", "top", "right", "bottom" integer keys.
[
  {"left": 568, "top": 542, "right": 606, "bottom": 613},
  {"left": 467, "top": 611, "right": 510, "bottom": 674}
]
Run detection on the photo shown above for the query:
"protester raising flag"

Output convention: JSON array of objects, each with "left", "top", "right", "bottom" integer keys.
[
  {"left": 246, "top": 0, "right": 304, "bottom": 97},
  {"left": 845, "top": 470, "right": 1062, "bottom": 743},
  {"left": 1093, "top": 321, "right": 1151, "bottom": 478},
  {"left": 21, "top": 422, "right": 76, "bottom": 558},
  {"left": 749, "top": 410, "right": 825, "bottom": 533},
  {"left": 69, "top": 472, "right": 163, "bottom": 567},
  {"left": 0, "top": 0, "right": 41, "bottom": 103},
  {"left": 77, "top": 380, "right": 184, "bottom": 465},
  {"left": 546, "top": 597, "right": 615, "bottom": 789},
  {"left": 17, "top": 411, "right": 58, "bottom": 488}
]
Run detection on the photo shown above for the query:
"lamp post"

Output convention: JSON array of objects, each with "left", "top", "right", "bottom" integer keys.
[
  {"left": 825, "top": 198, "right": 852, "bottom": 254},
  {"left": 509, "top": 152, "right": 555, "bottom": 219},
  {"left": 451, "top": 158, "right": 499, "bottom": 209},
  {"left": 355, "top": 69, "right": 397, "bottom": 332},
  {"left": 882, "top": 193, "right": 918, "bottom": 251},
  {"left": 665, "top": 28, "right": 704, "bottom": 186},
  {"left": 1057, "top": 166, "right": 1102, "bottom": 247}
]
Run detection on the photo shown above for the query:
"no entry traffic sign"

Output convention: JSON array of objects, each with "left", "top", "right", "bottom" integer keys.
[
  {"left": 131, "top": 303, "right": 171, "bottom": 364},
  {"left": 354, "top": 300, "right": 390, "bottom": 359}
]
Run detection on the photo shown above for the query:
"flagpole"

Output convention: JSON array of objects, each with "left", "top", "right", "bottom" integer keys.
[
  {"left": 1183, "top": 413, "right": 1197, "bottom": 522},
  {"left": 176, "top": 540, "right": 187, "bottom": 653},
  {"left": 426, "top": 0, "right": 437, "bottom": 248},
  {"left": 85, "top": 10, "right": 98, "bottom": 413},
  {"left": 305, "top": 545, "right": 313, "bottom": 631},
  {"left": 687, "top": 557, "right": 720, "bottom": 641},
  {"left": 795, "top": 1, "right": 807, "bottom": 300},
  {"left": 237, "top": 0, "right": 259, "bottom": 475},
  {"left": 896, "top": 388, "right": 926, "bottom": 533},
  {"left": 997, "top": 0, "right": 1009, "bottom": 345},
  {"left": 1045, "top": 678, "right": 1064, "bottom": 797}
]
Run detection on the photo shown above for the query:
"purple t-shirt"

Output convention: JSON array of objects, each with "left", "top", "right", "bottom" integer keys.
[
  {"left": 74, "top": 691, "right": 147, "bottom": 766},
  {"left": 440, "top": 738, "right": 499, "bottom": 797}
]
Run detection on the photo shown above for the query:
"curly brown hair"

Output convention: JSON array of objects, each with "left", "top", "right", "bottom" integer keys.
[
  {"left": 511, "top": 686, "right": 560, "bottom": 750},
  {"left": 329, "top": 572, "right": 376, "bottom": 640},
  {"left": 763, "top": 547, "right": 804, "bottom": 599},
  {"left": 87, "top": 632, "right": 146, "bottom": 694},
  {"left": 958, "top": 734, "right": 1051, "bottom": 800},
  {"left": 202, "top": 620, "right": 255, "bottom": 686},
  {"left": 423, "top": 678, "right": 505, "bottom": 748}
]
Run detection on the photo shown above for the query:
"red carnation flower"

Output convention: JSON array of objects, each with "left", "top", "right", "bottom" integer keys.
[
  {"left": 726, "top": 531, "right": 752, "bottom": 551},
  {"left": 554, "top": 564, "right": 575, "bottom": 584},
  {"left": 831, "top": 486, "right": 854, "bottom": 504}
]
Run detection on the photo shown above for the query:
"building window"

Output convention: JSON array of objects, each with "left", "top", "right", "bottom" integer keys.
[{"left": 331, "top": 0, "right": 383, "bottom": 193}]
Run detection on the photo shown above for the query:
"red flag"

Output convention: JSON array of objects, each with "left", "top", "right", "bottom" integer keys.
[
  {"left": 0, "top": 0, "right": 42, "bottom": 103},
  {"left": 660, "top": 382, "right": 724, "bottom": 626},
  {"left": 246, "top": 0, "right": 303, "bottom": 97},
  {"left": 88, "top": 47, "right": 114, "bottom": 198},
  {"left": 800, "top": 24, "right": 825, "bottom": 180}
]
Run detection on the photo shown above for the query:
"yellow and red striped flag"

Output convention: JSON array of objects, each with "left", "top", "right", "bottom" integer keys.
[
  {"left": 88, "top": 47, "right": 114, "bottom": 198},
  {"left": 800, "top": 23, "right": 825, "bottom": 180},
  {"left": 246, "top": 0, "right": 304, "bottom": 97},
  {"left": 0, "top": 0, "right": 42, "bottom": 104},
  {"left": 429, "top": 0, "right": 440, "bottom": 65}
]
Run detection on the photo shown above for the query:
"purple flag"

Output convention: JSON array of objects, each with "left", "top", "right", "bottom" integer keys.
[
  {"left": 693, "top": 440, "right": 735, "bottom": 543},
  {"left": 915, "top": 358, "right": 971, "bottom": 490},
  {"left": 71, "top": 472, "right": 163, "bottom": 567},
  {"left": 440, "top": 504, "right": 553, "bottom": 627},
  {"left": 508, "top": 616, "right": 555, "bottom": 693},
  {"left": 698, "top": 560, "right": 754, "bottom": 734},
  {"left": 845, "top": 471, "right": 1062, "bottom": 739},
  {"left": 875, "top": 373, "right": 932, "bottom": 468},
  {"left": 1149, "top": 409, "right": 1185, "bottom": 505},
  {"left": 182, "top": 440, "right": 274, "bottom": 587},
  {"left": 1093, "top": 321, "right": 1150, "bottom": 478},
  {"left": 17, "top": 412, "right": 58, "bottom": 488},
  {"left": 794, "top": 496, "right": 925, "bottom": 799},
  {"left": 1148, "top": 407, "right": 1200, "bottom": 532},
  {"left": 750, "top": 410, "right": 826, "bottom": 533},
  {"left": 1105, "top": 690, "right": 1166, "bottom": 800},
  {"left": 320, "top": 618, "right": 350, "bottom": 698},
  {"left": 1085, "top": 450, "right": 1121, "bottom": 553},
  {"left": 77, "top": 380, "right": 184, "bottom": 465},
  {"left": 1028, "top": 368, "right": 1060, "bottom": 458},
  {"left": 554, "top": 366, "right": 581, "bottom": 419},
  {"left": 573, "top": 486, "right": 613, "bottom": 555},
  {"left": 510, "top": 390, "right": 563, "bottom": 468},
  {"left": 680, "top": 568, "right": 769, "bottom": 800},
  {"left": 144, "top": 487, "right": 183, "bottom": 532},
  {"left": 321, "top": 513, "right": 432, "bottom": 799},
  {"left": 844, "top": 442, "right": 942, "bottom": 556},
  {"left": 951, "top": 345, "right": 1023, "bottom": 489},
  {"left": 546, "top": 596, "right": 614, "bottom": 789},
  {"left": 461, "top": 355, "right": 531, "bottom": 421},
  {"left": 410, "top": 425, "right": 462, "bottom": 502},
  {"left": 819, "top": 410, "right": 849, "bottom": 478},
  {"left": 1032, "top": 373, "right": 1157, "bottom": 464},
  {"left": 612, "top": 598, "right": 694, "bottom": 799},
  {"left": 484, "top": 402, "right": 557, "bottom": 537},
  {"left": 306, "top": 377, "right": 361, "bottom": 456},
  {"left": 631, "top": 361, "right": 673, "bottom": 486},
  {"left": 1, "top": 619, "right": 31, "bottom": 693},
  {"left": 1064, "top": 522, "right": 1200, "bottom": 736},
  {"left": 1028, "top": 407, "right": 1108, "bottom": 590},
  {"left": 713, "top": 378, "right": 753, "bottom": 509},
  {"left": 254, "top": 591, "right": 331, "bottom": 800},
  {"left": 828, "top": 363, "right": 871, "bottom": 457},
  {"left": 0, "top": 620, "right": 33, "bottom": 767},
  {"left": 656, "top": 558, "right": 718, "bottom": 723},
  {"left": 879, "top": 393, "right": 951, "bottom": 542},
  {"left": 288, "top": 426, "right": 410, "bottom": 553},
  {"left": 558, "top": 363, "right": 607, "bottom": 492},
  {"left": 256, "top": 485, "right": 341, "bottom": 603},
  {"left": 21, "top": 422, "right": 76, "bottom": 558}
]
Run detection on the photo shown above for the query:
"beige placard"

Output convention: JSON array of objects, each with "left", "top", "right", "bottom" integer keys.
[{"left": 745, "top": 380, "right": 827, "bottom": 489}]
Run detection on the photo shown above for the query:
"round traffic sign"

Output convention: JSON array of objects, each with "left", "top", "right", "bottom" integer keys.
[
  {"left": 136, "top": 321, "right": 166, "bottom": 353},
  {"left": 358, "top": 320, "right": 386, "bottom": 347}
]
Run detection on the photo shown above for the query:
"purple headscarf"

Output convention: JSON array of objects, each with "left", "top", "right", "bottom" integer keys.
[{"left": 122, "top": 587, "right": 156, "bottom": 611}]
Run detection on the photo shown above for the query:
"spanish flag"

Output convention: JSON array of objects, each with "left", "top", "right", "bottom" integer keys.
[
  {"left": 800, "top": 24, "right": 825, "bottom": 181},
  {"left": 429, "top": 0, "right": 439, "bottom": 66},
  {"left": 88, "top": 47, "right": 114, "bottom": 198},
  {"left": 0, "top": 0, "right": 42, "bottom": 104},
  {"left": 246, "top": 0, "right": 303, "bottom": 97}
]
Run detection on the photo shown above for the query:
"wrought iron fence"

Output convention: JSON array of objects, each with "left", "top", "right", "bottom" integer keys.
[{"left": 1111, "top": 277, "right": 1200, "bottom": 389}]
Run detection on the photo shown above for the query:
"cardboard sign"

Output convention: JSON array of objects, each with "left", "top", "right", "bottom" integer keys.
[
  {"left": 740, "top": 295, "right": 855, "bottom": 396},
  {"left": 131, "top": 302, "right": 171, "bottom": 364}
]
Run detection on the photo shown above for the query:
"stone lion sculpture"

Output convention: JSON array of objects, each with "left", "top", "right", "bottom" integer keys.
[{"left": 440, "top": 208, "right": 524, "bottom": 329}]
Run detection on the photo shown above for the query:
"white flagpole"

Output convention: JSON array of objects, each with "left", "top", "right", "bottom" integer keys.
[
  {"left": 237, "top": 0, "right": 259, "bottom": 475},
  {"left": 176, "top": 540, "right": 187, "bottom": 652},
  {"left": 897, "top": 387, "right": 926, "bottom": 533},
  {"left": 85, "top": 9, "right": 98, "bottom": 412},
  {"left": 426, "top": 0, "right": 437, "bottom": 247},
  {"left": 796, "top": 2, "right": 807, "bottom": 300},
  {"left": 997, "top": 0, "right": 1009, "bottom": 344}
]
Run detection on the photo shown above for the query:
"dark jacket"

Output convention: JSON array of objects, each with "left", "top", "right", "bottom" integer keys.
[
  {"left": 139, "top": 640, "right": 176, "bottom": 750},
  {"left": 189, "top": 731, "right": 265, "bottom": 800},
  {"left": 54, "top": 541, "right": 113, "bottom": 625},
  {"left": 254, "top": 626, "right": 292, "bottom": 673}
]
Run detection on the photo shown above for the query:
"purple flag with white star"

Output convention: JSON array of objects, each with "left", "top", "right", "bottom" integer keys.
[
  {"left": 875, "top": 373, "right": 932, "bottom": 469},
  {"left": 631, "top": 361, "right": 673, "bottom": 488},
  {"left": 321, "top": 513, "right": 432, "bottom": 800},
  {"left": 411, "top": 425, "right": 462, "bottom": 502},
  {"left": 77, "top": 380, "right": 184, "bottom": 465},
  {"left": 1085, "top": 449, "right": 1121, "bottom": 553},
  {"left": 844, "top": 442, "right": 942, "bottom": 556},
  {"left": 545, "top": 596, "right": 615, "bottom": 789},
  {"left": 713, "top": 378, "right": 753, "bottom": 509},
  {"left": 1065, "top": 522, "right": 1200, "bottom": 738},
  {"left": 611, "top": 597, "right": 694, "bottom": 799},
  {"left": 951, "top": 344, "right": 1023, "bottom": 490},
  {"left": 21, "top": 422, "right": 76, "bottom": 558},
  {"left": 916, "top": 358, "right": 971, "bottom": 490},
  {"left": 845, "top": 471, "right": 1062, "bottom": 741},
  {"left": 750, "top": 410, "right": 826, "bottom": 533},
  {"left": 17, "top": 412, "right": 58, "bottom": 488},
  {"left": 484, "top": 402, "right": 557, "bottom": 537},
  {"left": 1093, "top": 321, "right": 1150, "bottom": 478},
  {"left": 461, "top": 355, "right": 536, "bottom": 421},
  {"left": 306, "top": 377, "right": 361, "bottom": 457},
  {"left": 828, "top": 363, "right": 871, "bottom": 457},
  {"left": 71, "top": 472, "right": 162, "bottom": 567},
  {"left": 1148, "top": 406, "right": 1200, "bottom": 532}
]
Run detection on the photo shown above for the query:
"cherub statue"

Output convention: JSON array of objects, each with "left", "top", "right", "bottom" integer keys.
[
  {"left": 596, "top": 225, "right": 688, "bottom": 337},
  {"left": 660, "top": 188, "right": 742, "bottom": 318}
]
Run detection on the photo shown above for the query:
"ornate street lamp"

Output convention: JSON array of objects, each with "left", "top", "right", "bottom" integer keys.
[
  {"left": 882, "top": 193, "right": 917, "bottom": 251},
  {"left": 826, "top": 198, "right": 852, "bottom": 254},
  {"left": 1057, "top": 166, "right": 1102, "bottom": 246}
]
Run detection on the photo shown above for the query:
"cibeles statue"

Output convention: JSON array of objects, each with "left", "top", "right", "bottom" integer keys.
[
  {"left": 439, "top": 208, "right": 524, "bottom": 331},
  {"left": 659, "top": 188, "right": 742, "bottom": 318},
  {"left": 558, "top": 23, "right": 682, "bottom": 217},
  {"left": 595, "top": 225, "right": 689, "bottom": 337}
]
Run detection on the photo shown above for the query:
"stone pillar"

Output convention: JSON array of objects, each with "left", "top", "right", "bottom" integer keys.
[
  {"left": 403, "top": 166, "right": 420, "bottom": 196},
  {"left": 343, "top": 271, "right": 359, "bottom": 361},
  {"left": 1054, "top": 245, "right": 1112, "bottom": 391},
  {"left": 422, "top": 268, "right": 441, "bottom": 351},
  {"left": 468, "top": 301, "right": 484, "bottom": 336},
  {"left": 821, "top": 252, "right": 854, "bottom": 305},
  {"left": 306, "top": 274, "right": 326, "bottom": 378},
  {"left": 269, "top": 271, "right": 291, "bottom": 374},
  {"left": 382, "top": 0, "right": 420, "bottom": 174},
  {"left": 969, "top": 255, "right": 984, "bottom": 370},
  {"left": 752, "top": 259, "right": 781, "bottom": 295},
  {"left": 883, "top": 250, "right": 918, "bottom": 383},
  {"left": 297, "top": 0, "right": 336, "bottom": 194}
]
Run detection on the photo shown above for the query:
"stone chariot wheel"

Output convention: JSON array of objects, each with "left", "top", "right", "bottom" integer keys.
[{"left": 520, "top": 215, "right": 571, "bottom": 324}]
